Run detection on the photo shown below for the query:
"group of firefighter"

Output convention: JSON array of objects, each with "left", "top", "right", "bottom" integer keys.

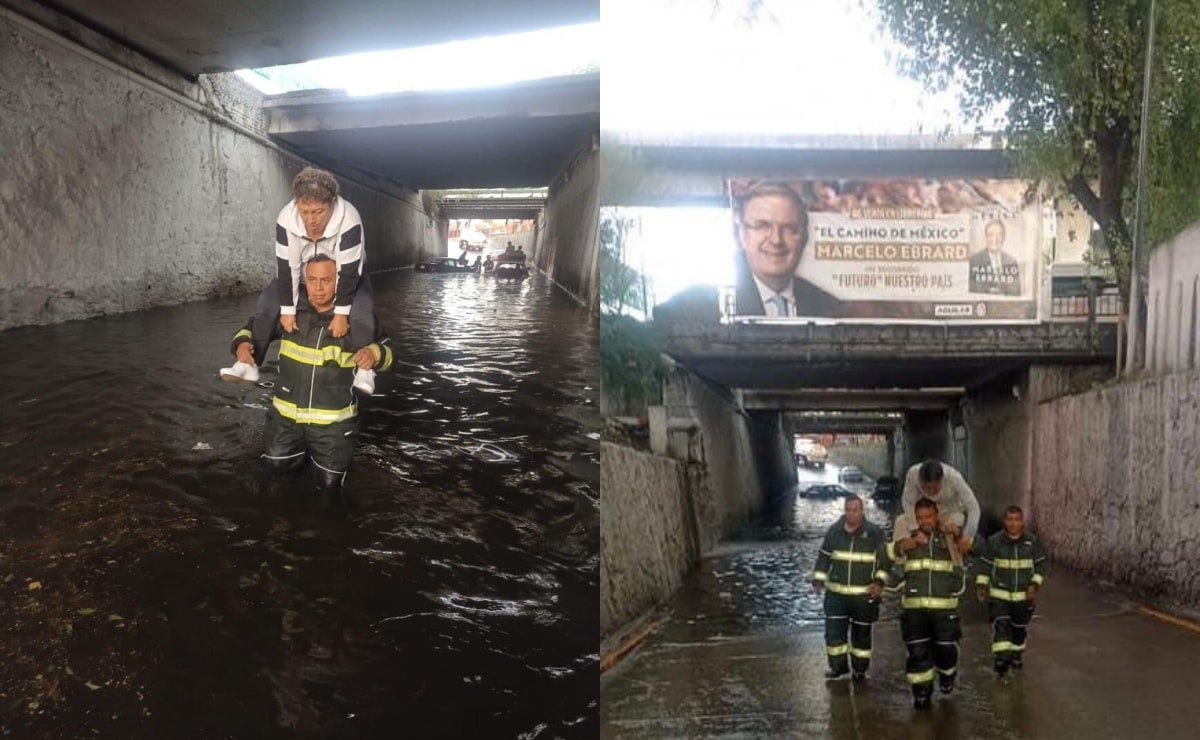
[{"left": 811, "top": 460, "right": 1046, "bottom": 710}]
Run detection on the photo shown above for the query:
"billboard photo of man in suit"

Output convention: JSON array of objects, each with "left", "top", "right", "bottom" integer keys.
[
  {"left": 733, "top": 181, "right": 841, "bottom": 318},
  {"left": 968, "top": 219, "right": 1022, "bottom": 296}
]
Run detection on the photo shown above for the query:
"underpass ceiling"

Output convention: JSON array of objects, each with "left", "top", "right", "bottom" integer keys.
[{"left": 35, "top": 0, "right": 599, "bottom": 76}]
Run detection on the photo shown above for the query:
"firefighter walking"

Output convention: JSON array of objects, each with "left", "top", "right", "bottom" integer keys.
[
  {"left": 811, "top": 495, "right": 889, "bottom": 681},
  {"left": 974, "top": 505, "right": 1047, "bottom": 676},
  {"left": 878, "top": 496, "right": 967, "bottom": 709}
]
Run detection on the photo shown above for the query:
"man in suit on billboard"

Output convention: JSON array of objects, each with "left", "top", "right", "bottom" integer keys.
[
  {"left": 732, "top": 181, "right": 841, "bottom": 317},
  {"left": 968, "top": 219, "right": 1021, "bottom": 296}
]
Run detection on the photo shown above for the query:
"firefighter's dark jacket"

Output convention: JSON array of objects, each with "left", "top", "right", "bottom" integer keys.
[
  {"left": 876, "top": 528, "right": 966, "bottom": 609},
  {"left": 972, "top": 530, "right": 1047, "bottom": 602},
  {"left": 812, "top": 517, "right": 889, "bottom": 596},
  {"left": 231, "top": 294, "right": 393, "bottom": 425}
]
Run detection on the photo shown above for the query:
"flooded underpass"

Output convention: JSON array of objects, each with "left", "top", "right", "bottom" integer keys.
[
  {"left": 0, "top": 270, "right": 599, "bottom": 737},
  {"left": 601, "top": 465, "right": 1200, "bottom": 739}
]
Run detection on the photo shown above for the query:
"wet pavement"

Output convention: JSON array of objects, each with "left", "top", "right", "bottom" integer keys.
[
  {"left": 0, "top": 270, "right": 599, "bottom": 738},
  {"left": 601, "top": 465, "right": 1200, "bottom": 739}
]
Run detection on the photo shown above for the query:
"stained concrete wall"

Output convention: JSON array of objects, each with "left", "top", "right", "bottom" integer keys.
[
  {"left": 1146, "top": 220, "right": 1200, "bottom": 374},
  {"left": 1032, "top": 371, "right": 1200, "bottom": 608},
  {"left": 537, "top": 140, "right": 599, "bottom": 311},
  {"left": 600, "top": 443, "right": 697, "bottom": 637},
  {"left": 0, "top": 9, "right": 441, "bottom": 331},
  {"left": 828, "top": 443, "right": 890, "bottom": 478}
]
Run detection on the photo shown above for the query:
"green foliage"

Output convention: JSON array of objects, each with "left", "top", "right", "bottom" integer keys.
[
  {"left": 600, "top": 314, "right": 666, "bottom": 411},
  {"left": 599, "top": 210, "right": 649, "bottom": 315},
  {"left": 874, "top": 0, "right": 1200, "bottom": 306}
]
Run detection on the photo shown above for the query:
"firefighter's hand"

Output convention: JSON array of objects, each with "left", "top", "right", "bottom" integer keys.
[
  {"left": 234, "top": 343, "right": 254, "bottom": 365},
  {"left": 912, "top": 531, "right": 929, "bottom": 547},
  {"left": 281, "top": 314, "right": 298, "bottom": 333},
  {"left": 975, "top": 585, "right": 988, "bottom": 603},
  {"left": 329, "top": 313, "right": 349, "bottom": 338},
  {"left": 811, "top": 580, "right": 824, "bottom": 595},
  {"left": 1026, "top": 584, "right": 1039, "bottom": 602},
  {"left": 353, "top": 345, "right": 380, "bottom": 370},
  {"left": 867, "top": 582, "right": 882, "bottom": 601},
  {"left": 957, "top": 536, "right": 974, "bottom": 556}
]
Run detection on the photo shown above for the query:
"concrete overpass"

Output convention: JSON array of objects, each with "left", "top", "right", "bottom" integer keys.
[
  {"left": 784, "top": 411, "right": 903, "bottom": 435},
  {"left": 21, "top": 0, "right": 599, "bottom": 76},
  {"left": 264, "top": 74, "right": 600, "bottom": 189},
  {"left": 663, "top": 321, "right": 1117, "bottom": 392}
]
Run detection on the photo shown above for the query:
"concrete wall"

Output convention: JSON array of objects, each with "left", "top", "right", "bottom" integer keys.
[
  {"left": 1033, "top": 371, "right": 1200, "bottom": 608},
  {"left": 828, "top": 442, "right": 890, "bottom": 478},
  {"left": 0, "top": 8, "right": 441, "bottom": 331},
  {"left": 599, "top": 443, "right": 697, "bottom": 637},
  {"left": 1147, "top": 221, "right": 1200, "bottom": 375},
  {"left": 537, "top": 140, "right": 599, "bottom": 311}
]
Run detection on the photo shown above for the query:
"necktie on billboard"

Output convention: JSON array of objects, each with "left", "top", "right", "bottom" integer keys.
[{"left": 767, "top": 294, "right": 790, "bottom": 317}]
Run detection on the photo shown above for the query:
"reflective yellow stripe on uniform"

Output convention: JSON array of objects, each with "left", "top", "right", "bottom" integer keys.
[
  {"left": 234, "top": 328, "right": 253, "bottom": 341},
  {"left": 976, "top": 574, "right": 990, "bottom": 585},
  {"left": 812, "top": 571, "right": 828, "bottom": 582},
  {"left": 903, "top": 559, "right": 956, "bottom": 573},
  {"left": 849, "top": 647, "right": 872, "bottom": 659},
  {"left": 1031, "top": 573, "right": 1045, "bottom": 585},
  {"left": 831, "top": 551, "right": 876, "bottom": 562},
  {"left": 901, "top": 596, "right": 958, "bottom": 609},
  {"left": 273, "top": 397, "right": 356, "bottom": 424},
  {"left": 907, "top": 668, "right": 935, "bottom": 684},
  {"left": 989, "top": 587, "right": 1028, "bottom": 602},
  {"left": 994, "top": 557, "right": 1035, "bottom": 569},
  {"left": 992, "top": 640, "right": 1016, "bottom": 653},
  {"left": 874, "top": 570, "right": 889, "bottom": 583},
  {"left": 279, "top": 339, "right": 357, "bottom": 368},
  {"left": 826, "top": 582, "right": 870, "bottom": 596},
  {"left": 826, "top": 644, "right": 848, "bottom": 656}
]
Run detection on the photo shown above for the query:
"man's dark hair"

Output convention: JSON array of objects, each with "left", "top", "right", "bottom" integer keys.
[
  {"left": 985, "top": 218, "right": 1006, "bottom": 240},
  {"left": 844, "top": 494, "right": 863, "bottom": 507},
  {"left": 918, "top": 460, "right": 944, "bottom": 483},
  {"left": 307, "top": 254, "right": 335, "bottom": 266},
  {"left": 1003, "top": 505, "right": 1023, "bottom": 517},
  {"left": 914, "top": 497, "right": 938, "bottom": 513}
]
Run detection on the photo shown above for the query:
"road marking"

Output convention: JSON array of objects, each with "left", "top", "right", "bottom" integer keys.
[
  {"left": 1138, "top": 606, "right": 1200, "bottom": 635},
  {"left": 600, "top": 617, "right": 663, "bottom": 674}
]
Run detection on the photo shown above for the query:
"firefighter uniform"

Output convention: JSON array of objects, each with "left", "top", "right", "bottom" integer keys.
[
  {"left": 812, "top": 518, "right": 889, "bottom": 678},
  {"left": 974, "top": 529, "right": 1047, "bottom": 674},
  {"left": 231, "top": 290, "right": 393, "bottom": 490},
  {"left": 878, "top": 529, "right": 966, "bottom": 706}
]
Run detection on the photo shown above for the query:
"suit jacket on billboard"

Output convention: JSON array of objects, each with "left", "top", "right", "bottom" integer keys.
[
  {"left": 734, "top": 265, "right": 844, "bottom": 318},
  {"left": 968, "top": 249, "right": 1021, "bottom": 296}
]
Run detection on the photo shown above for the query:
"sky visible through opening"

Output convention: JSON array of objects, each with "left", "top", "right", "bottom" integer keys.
[{"left": 236, "top": 23, "right": 599, "bottom": 96}]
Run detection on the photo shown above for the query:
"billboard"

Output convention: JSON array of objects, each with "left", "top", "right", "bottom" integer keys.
[{"left": 727, "top": 178, "right": 1042, "bottom": 321}]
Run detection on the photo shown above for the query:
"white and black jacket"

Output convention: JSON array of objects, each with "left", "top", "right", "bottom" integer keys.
[{"left": 275, "top": 196, "right": 364, "bottom": 317}]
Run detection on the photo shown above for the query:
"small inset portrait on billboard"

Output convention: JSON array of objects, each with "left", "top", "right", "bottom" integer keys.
[
  {"left": 731, "top": 180, "right": 841, "bottom": 318},
  {"left": 968, "top": 218, "right": 1022, "bottom": 296}
]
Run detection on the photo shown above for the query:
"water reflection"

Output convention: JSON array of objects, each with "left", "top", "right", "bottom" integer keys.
[{"left": 0, "top": 270, "right": 597, "bottom": 737}]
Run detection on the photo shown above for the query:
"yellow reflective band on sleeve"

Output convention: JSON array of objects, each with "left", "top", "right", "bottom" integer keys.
[
  {"left": 887, "top": 542, "right": 899, "bottom": 560},
  {"left": 826, "top": 644, "right": 849, "bottom": 656},
  {"left": 273, "top": 397, "right": 357, "bottom": 424},
  {"left": 279, "top": 339, "right": 357, "bottom": 368},
  {"left": 975, "top": 574, "right": 990, "bottom": 585},
  {"left": 376, "top": 343, "right": 394, "bottom": 372},
  {"left": 1031, "top": 574, "right": 1045, "bottom": 585},
  {"left": 1010, "top": 642, "right": 1026, "bottom": 652},
  {"left": 812, "top": 571, "right": 828, "bottom": 582},
  {"left": 849, "top": 647, "right": 872, "bottom": 659},
  {"left": 992, "top": 641, "right": 1016, "bottom": 653},
  {"left": 826, "top": 582, "right": 870, "bottom": 596},
  {"left": 874, "top": 570, "right": 890, "bottom": 583},
  {"left": 994, "top": 557, "right": 1035, "bottom": 569},
  {"left": 831, "top": 550, "right": 877, "bottom": 563},
  {"left": 901, "top": 596, "right": 958, "bottom": 610},
  {"left": 988, "top": 588, "right": 1028, "bottom": 602},
  {"left": 903, "top": 558, "right": 956, "bottom": 573},
  {"left": 907, "top": 668, "right": 935, "bottom": 685},
  {"left": 233, "top": 328, "right": 253, "bottom": 341}
]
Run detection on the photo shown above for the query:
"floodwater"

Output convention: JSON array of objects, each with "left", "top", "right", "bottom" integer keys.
[
  {"left": 0, "top": 270, "right": 599, "bottom": 738},
  {"left": 602, "top": 464, "right": 1200, "bottom": 738}
]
